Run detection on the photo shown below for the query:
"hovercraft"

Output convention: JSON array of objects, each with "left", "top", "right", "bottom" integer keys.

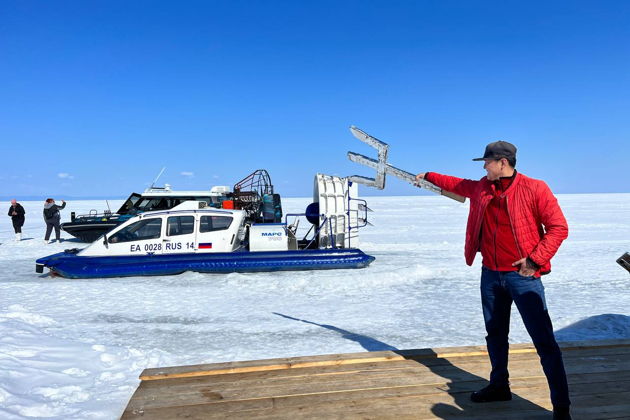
[{"left": 37, "top": 172, "right": 374, "bottom": 278}]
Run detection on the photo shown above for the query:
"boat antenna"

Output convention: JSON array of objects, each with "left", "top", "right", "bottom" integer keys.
[
  {"left": 150, "top": 167, "right": 166, "bottom": 188},
  {"left": 106, "top": 200, "right": 111, "bottom": 213}
]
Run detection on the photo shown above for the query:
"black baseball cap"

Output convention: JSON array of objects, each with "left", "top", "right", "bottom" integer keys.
[{"left": 472, "top": 141, "right": 517, "bottom": 161}]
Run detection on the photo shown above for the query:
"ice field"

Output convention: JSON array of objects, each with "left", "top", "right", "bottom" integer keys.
[{"left": 1, "top": 194, "right": 629, "bottom": 419}]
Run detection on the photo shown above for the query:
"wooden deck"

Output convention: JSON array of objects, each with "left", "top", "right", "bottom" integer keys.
[{"left": 121, "top": 339, "right": 630, "bottom": 419}]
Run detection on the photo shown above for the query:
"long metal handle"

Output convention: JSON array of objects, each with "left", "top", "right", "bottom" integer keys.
[
  {"left": 441, "top": 190, "right": 466, "bottom": 203},
  {"left": 347, "top": 150, "right": 466, "bottom": 203}
]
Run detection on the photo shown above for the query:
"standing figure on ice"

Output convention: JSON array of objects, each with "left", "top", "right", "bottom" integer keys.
[
  {"left": 43, "top": 198, "right": 66, "bottom": 244},
  {"left": 416, "top": 141, "right": 572, "bottom": 420},
  {"left": 8, "top": 199, "right": 25, "bottom": 241}
]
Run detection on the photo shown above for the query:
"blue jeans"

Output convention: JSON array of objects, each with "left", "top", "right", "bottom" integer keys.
[{"left": 480, "top": 267, "right": 570, "bottom": 407}]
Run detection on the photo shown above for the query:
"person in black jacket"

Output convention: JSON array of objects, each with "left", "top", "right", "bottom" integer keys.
[
  {"left": 8, "top": 199, "right": 26, "bottom": 241},
  {"left": 43, "top": 198, "right": 66, "bottom": 243}
]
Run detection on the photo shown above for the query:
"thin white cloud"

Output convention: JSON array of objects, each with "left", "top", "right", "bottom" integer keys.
[
  {"left": 180, "top": 171, "right": 194, "bottom": 178},
  {"left": 212, "top": 175, "right": 219, "bottom": 179},
  {"left": 58, "top": 173, "right": 74, "bottom": 180}
]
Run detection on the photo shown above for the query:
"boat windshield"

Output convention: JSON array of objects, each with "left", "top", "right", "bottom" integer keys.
[
  {"left": 118, "top": 193, "right": 219, "bottom": 215},
  {"left": 135, "top": 198, "right": 173, "bottom": 211},
  {"left": 117, "top": 193, "right": 142, "bottom": 214}
]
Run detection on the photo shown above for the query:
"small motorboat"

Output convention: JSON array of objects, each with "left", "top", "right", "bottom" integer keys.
[
  {"left": 36, "top": 172, "right": 374, "bottom": 278},
  {"left": 61, "top": 185, "right": 231, "bottom": 242}
]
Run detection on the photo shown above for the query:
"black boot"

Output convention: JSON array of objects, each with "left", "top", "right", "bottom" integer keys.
[
  {"left": 552, "top": 406, "right": 572, "bottom": 420},
  {"left": 470, "top": 383, "right": 512, "bottom": 403}
]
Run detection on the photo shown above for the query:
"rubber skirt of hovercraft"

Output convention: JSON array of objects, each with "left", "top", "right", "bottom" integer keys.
[{"left": 35, "top": 248, "right": 375, "bottom": 279}]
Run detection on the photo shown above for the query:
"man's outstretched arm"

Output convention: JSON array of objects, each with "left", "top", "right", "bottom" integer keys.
[{"left": 416, "top": 172, "right": 478, "bottom": 199}]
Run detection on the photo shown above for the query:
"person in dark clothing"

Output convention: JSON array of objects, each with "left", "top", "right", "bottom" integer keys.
[
  {"left": 43, "top": 198, "right": 66, "bottom": 243},
  {"left": 8, "top": 199, "right": 26, "bottom": 241}
]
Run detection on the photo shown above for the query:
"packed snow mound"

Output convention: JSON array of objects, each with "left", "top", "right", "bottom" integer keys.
[{"left": 555, "top": 314, "right": 630, "bottom": 341}]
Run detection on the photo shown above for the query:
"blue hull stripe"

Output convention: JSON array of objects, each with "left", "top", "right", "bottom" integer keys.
[{"left": 36, "top": 249, "right": 375, "bottom": 279}]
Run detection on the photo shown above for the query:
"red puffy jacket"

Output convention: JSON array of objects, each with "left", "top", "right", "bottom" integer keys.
[{"left": 427, "top": 172, "right": 568, "bottom": 275}]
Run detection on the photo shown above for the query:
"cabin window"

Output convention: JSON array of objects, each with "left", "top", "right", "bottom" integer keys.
[
  {"left": 200, "top": 216, "right": 232, "bottom": 232},
  {"left": 109, "top": 218, "right": 162, "bottom": 243},
  {"left": 117, "top": 193, "right": 142, "bottom": 214},
  {"left": 119, "top": 196, "right": 215, "bottom": 214},
  {"left": 135, "top": 198, "right": 161, "bottom": 211},
  {"left": 167, "top": 216, "right": 195, "bottom": 236}
]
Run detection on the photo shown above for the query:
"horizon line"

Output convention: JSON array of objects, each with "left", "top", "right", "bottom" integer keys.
[{"left": 2, "top": 191, "right": 630, "bottom": 202}]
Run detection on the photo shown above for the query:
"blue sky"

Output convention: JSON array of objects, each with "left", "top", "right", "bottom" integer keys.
[{"left": 2, "top": 1, "right": 629, "bottom": 199}]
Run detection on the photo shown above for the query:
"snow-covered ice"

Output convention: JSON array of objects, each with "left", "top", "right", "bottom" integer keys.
[{"left": 1, "top": 194, "right": 629, "bottom": 419}]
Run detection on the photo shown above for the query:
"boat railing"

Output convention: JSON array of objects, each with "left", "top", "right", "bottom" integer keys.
[
  {"left": 70, "top": 210, "right": 127, "bottom": 221},
  {"left": 348, "top": 197, "right": 370, "bottom": 229},
  {"left": 284, "top": 212, "right": 340, "bottom": 250}
]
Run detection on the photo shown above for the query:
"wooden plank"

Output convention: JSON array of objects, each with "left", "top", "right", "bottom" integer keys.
[
  {"left": 125, "top": 377, "right": 481, "bottom": 412},
  {"left": 574, "top": 403, "right": 630, "bottom": 420},
  {"left": 252, "top": 385, "right": 551, "bottom": 420},
  {"left": 139, "top": 352, "right": 409, "bottom": 380},
  {"left": 139, "top": 339, "right": 630, "bottom": 381},
  {"left": 122, "top": 384, "right": 552, "bottom": 419},
  {"left": 126, "top": 387, "right": 556, "bottom": 419},
  {"left": 123, "top": 383, "right": 630, "bottom": 420}
]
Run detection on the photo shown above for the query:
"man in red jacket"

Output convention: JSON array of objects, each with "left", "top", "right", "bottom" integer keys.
[{"left": 416, "top": 141, "right": 571, "bottom": 420}]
